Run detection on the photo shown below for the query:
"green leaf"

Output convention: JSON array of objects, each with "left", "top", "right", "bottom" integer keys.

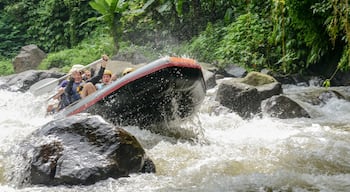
[
  {"left": 176, "top": 0, "right": 183, "bottom": 16},
  {"left": 323, "top": 79, "right": 331, "bottom": 88},
  {"left": 141, "top": 0, "right": 156, "bottom": 11},
  {"left": 224, "top": 8, "right": 233, "bottom": 24},
  {"left": 89, "top": 0, "right": 110, "bottom": 15}
]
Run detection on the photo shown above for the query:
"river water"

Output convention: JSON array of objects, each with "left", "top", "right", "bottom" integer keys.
[{"left": 0, "top": 83, "right": 350, "bottom": 192}]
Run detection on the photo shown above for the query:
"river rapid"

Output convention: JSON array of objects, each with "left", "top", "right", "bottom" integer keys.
[{"left": 0, "top": 83, "right": 350, "bottom": 192}]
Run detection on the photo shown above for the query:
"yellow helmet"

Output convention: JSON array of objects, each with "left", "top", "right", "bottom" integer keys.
[
  {"left": 122, "top": 67, "right": 135, "bottom": 76},
  {"left": 104, "top": 69, "right": 112, "bottom": 76}
]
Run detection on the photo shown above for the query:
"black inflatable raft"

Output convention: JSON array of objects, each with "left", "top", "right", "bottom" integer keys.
[{"left": 56, "top": 57, "right": 206, "bottom": 128}]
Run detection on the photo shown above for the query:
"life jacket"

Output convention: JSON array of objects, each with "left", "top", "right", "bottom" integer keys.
[
  {"left": 59, "top": 81, "right": 84, "bottom": 109},
  {"left": 70, "top": 82, "right": 84, "bottom": 102}
]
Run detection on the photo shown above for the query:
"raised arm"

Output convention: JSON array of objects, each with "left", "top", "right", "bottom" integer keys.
[{"left": 87, "top": 55, "right": 109, "bottom": 85}]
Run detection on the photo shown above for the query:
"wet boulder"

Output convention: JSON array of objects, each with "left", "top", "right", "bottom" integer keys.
[
  {"left": 262, "top": 95, "right": 311, "bottom": 119},
  {"left": 215, "top": 72, "right": 282, "bottom": 118},
  {"left": 15, "top": 114, "right": 155, "bottom": 186},
  {"left": 198, "top": 62, "right": 218, "bottom": 89},
  {"left": 0, "top": 70, "right": 64, "bottom": 92},
  {"left": 294, "top": 89, "right": 346, "bottom": 106},
  {"left": 221, "top": 64, "right": 247, "bottom": 78},
  {"left": 215, "top": 80, "right": 260, "bottom": 118},
  {"left": 202, "top": 69, "right": 216, "bottom": 89},
  {"left": 317, "top": 90, "right": 345, "bottom": 103}
]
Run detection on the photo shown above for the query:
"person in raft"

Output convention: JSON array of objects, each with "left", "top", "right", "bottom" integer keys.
[
  {"left": 62, "top": 54, "right": 109, "bottom": 107},
  {"left": 122, "top": 67, "right": 135, "bottom": 76},
  {"left": 82, "top": 68, "right": 93, "bottom": 80},
  {"left": 95, "top": 69, "right": 113, "bottom": 90},
  {"left": 46, "top": 64, "right": 85, "bottom": 114}
]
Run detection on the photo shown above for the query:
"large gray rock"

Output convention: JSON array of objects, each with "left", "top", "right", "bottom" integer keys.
[
  {"left": 215, "top": 80, "right": 261, "bottom": 118},
  {"left": 13, "top": 114, "right": 155, "bottom": 186},
  {"left": 289, "top": 89, "right": 346, "bottom": 106},
  {"left": 13, "top": 45, "right": 46, "bottom": 73},
  {"left": 257, "top": 82, "right": 283, "bottom": 100},
  {"left": 222, "top": 64, "right": 247, "bottom": 78},
  {"left": 202, "top": 69, "right": 216, "bottom": 89},
  {"left": 262, "top": 95, "right": 311, "bottom": 119},
  {"left": 215, "top": 72, "right": 282, "bottom": 118}
]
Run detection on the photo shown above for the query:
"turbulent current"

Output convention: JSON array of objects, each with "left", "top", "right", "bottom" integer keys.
[{"left": 0, "top": 84, "right": 350, "bottom": 192}]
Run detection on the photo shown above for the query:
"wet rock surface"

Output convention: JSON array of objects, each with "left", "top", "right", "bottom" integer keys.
[
  {"left": 0, "top": 70, "right": 64, "bottom": 92},
  {"left": 215, "top": 72, "right": 282, "bottom": 118},
  {"left": 15, "top": 114, "right": 155, "bottom": 186},
  {"left": 262, "top": 95, "right": 311, "bottom": 119}
]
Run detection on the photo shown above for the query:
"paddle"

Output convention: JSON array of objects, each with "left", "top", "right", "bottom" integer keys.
[
  {"left": 29, "top": 58, "right": 103, "bottom": 96},
  {"left": 29, "top": 77, "right": 60, "bottom": 96}
]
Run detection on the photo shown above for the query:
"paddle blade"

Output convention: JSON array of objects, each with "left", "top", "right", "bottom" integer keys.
[{"left": 29, "top": 78, "right": 59, "bottom": 96}]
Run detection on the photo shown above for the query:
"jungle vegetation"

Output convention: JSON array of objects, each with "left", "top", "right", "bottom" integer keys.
[{"left": 0, "top": 0, "right": 350, "bottom": 83}]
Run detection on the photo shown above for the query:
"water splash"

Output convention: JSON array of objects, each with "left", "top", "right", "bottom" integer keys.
[{"left": 0, "top": 86, "right": 350, "bottom": 191}]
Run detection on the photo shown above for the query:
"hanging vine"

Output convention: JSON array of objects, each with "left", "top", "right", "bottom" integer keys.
[
  {"left": 323, "top": 0, "right": 350, "bottom": 87},
  {"left": 271, "top": 0, "right": 288, "bottom": 72}
]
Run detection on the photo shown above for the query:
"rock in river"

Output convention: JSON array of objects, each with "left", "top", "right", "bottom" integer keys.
[{"left": 12, "top": 113, "right": 155, "bottom": 186}]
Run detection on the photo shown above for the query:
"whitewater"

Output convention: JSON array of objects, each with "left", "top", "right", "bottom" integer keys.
[{"left": 0, "top": 83, "right": 350, "bottom": 192}]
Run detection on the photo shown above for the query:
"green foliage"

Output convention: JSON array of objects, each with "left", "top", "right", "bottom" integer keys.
[
  {"left": 89, "top": 0, "right": 129, "bottom": 54},
  {"left": 323, "top": 79, "right": 331, "bottom": 88},
  {"left": 338, "top": 48, "right": 350, "bottom": 71},
  {"left": 267, "top": 0, "right": 339, "bottom": 74},
  {"left": 319, "top": 0, "right": 350, "bottom": 76},
  {"left": 0, "top": 59, "right": 14, "bottom": 76},
  {"left": 1, "top": 0, "right": 350, "bottom": 81},
  {"left": 269, "top": 0, "right": 301, "bottom": 74},
  {"left": 216, "top": 13, "right": 272, "bottom": 71},
  {"left": 39, "top": 31, "right": 114, "bottom": 72},
  {"left": 285, "top": 0, "right": 330, "bottom": 67},
  {"left": 126, "top": 0, "right": 242, "bottom": 45},
  {"left": 38, "top": 51, "right": 73, "bottom": 71},
  {"left": 186, "top": 22, "right": 225, "bottom": 63},
  {"left": 0, "top": 11, "right": 27, "bottom": 58},
  {"left": 2, "top": 0, "right": 98, "bottom": 53}
]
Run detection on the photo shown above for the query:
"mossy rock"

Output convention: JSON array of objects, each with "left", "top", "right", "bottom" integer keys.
[{"left": 240, "top": 71, "right": 277, "bottom": 86}]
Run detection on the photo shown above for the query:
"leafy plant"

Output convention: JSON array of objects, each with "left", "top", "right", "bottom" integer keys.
[
  {"left": 2, "top": 0, "right": 98, "bottom": 54},
  {"left": 0, "top": 59, "right": 14, "bottom": 76},
  {"left": 283, "top": 1, "right": 331, "bottom": 72},
  {"left": 320, "top": 0, "right": 350, "bottom": 83},
  {"left": 216, "top": 13, "right": 272, "bottom": 71},
  {"left": 89, "top": 0, "right": 129, "bottom": 54},
  {"left": 187, "top": 22, "right": 225, "bottom": 63},
  {"left": 0, "top": 11, "right": 27, "bottom": 58},
  {"left": 39, "top": 30, "right": 114, "bottom": 71}
]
